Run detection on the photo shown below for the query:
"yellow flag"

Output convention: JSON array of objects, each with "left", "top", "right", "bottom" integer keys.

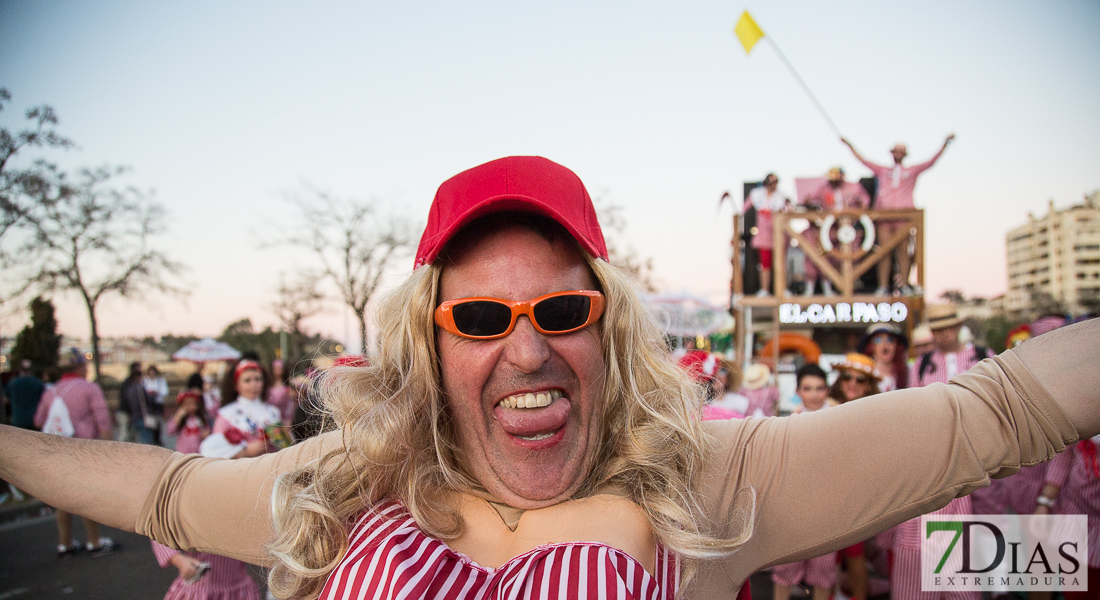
[{"left": 734, "top": 10, "right": 764, "bottom": 54}]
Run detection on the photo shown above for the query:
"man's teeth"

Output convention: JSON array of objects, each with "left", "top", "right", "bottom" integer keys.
[
  {"left": 498, "top": 389, "right": 563, "bottom": 409},
  {"left": 516, "top": 432, "right": 554, "bottom": 441}
]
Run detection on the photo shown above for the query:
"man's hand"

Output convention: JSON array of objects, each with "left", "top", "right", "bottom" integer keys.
[
  {"left": 841, "top": 138, "right": 864, "bottom": 162},
  {"left": 235, "top": 438, "right": 271, "bottom": 459},
  {"left": 944, "top": 134, "right": 956, "bottom": 146},
  {"left": 170, "top": 553, "right": 201, "bottom": 580}
]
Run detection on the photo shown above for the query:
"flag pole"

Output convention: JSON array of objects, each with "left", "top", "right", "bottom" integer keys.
[{"left": 763, "top": 36, "right": 842, "bottom": 138}]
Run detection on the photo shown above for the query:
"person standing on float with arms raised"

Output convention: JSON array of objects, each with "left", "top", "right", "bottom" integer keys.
[{"left": 841, "top": 135, "right": 954, "bottom": 295}]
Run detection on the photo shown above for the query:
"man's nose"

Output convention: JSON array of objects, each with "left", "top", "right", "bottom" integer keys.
[{"left": 503, "top": 316, "right": 551, "bottom": 373}]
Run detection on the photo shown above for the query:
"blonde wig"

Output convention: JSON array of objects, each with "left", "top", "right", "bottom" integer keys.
[{"left": 268, "top": 252, "right": 754, "bottom": 599}]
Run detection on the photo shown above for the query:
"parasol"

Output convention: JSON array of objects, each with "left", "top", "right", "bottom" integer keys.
[
  {"left": 172, "top": 338, "right": 242, "bottom": 363},
  {"left": 646, "top": 294, "right": 734, "bottom": 338}
]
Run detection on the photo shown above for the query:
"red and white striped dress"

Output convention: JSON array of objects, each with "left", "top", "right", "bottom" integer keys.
[
  {"left": 319, "top": 502, "right": 680, "bottom": 600},
  {"left": 1000, "top": 463, "right": 1049, "bottom": 515},
  {"left": 150, "top": 541, "right": 260, "bottom": 600}
]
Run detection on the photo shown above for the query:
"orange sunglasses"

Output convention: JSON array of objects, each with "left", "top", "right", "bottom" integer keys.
[{"left": 434, "top": 290, "right": 605, "bottom": 340}]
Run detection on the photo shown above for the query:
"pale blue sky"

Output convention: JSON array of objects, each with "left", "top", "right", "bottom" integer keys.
[{"left": 2, "top": 1, "right": 1098, "bottom": 346}]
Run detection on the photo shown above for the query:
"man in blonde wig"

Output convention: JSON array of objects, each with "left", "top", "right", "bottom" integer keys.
[{"left": 0, "top": 156, "right": 1097, "bottom": 599}]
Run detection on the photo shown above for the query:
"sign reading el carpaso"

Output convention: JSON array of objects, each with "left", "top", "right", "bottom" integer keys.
[
  {"left": 921, "top": 514, "right": 1088, "bottom": 592},
  {"left": 778, "top": 302, "right": 908, "bottom": 325}
]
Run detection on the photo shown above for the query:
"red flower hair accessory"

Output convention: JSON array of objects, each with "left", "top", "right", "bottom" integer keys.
[
  {"left": 234, "top": 360, "right": 262, "bottom": 382},
  {"left": 176, "top": 390, "right": 202, "bottom": 404}
]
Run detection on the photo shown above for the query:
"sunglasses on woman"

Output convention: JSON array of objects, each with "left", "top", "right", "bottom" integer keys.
[
  {"left": 840, "top": 373, "right": 871, "bottom": 385},
  {"left": 434, "top": 290, "right": 605, "bottom": 340}
]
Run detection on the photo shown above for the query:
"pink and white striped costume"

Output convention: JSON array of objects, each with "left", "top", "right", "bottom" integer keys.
[
  {"left": 890, "top": 496, "right": 979, "bottom": 600},
  {"left": 1000, "top": 463, "right": 1049, "bottom": 515},
  {"left": 857, "top": 148, "right": 946, "bottom": 210},
  {"left": 739, "top": 386, "right": 779, "bottom": 418},
  {"left": 150, "top": 541, "right": 260, "bottom": 600},
  {"left": 1046, "top": 438, "right": 1100, "bottom": 569},
  {"left": 319, "top": 502, "right": 680, "bottom": 600}
]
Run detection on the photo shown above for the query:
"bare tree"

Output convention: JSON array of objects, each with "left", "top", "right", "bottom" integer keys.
[
  {"left": 17, "top": 166, "right": 186, "bottom": 381},
  {"left": 939, "top": 289, "right": 966, "bottom": 304},
  {"left": 280, "top": 184, "right": 415, "bottom": 354},
  {"left": 271, "top": 271, "right": 326, "bottom": 369},
  {"left": 0, "top": 89, "right": 75, "bottom": 312}
]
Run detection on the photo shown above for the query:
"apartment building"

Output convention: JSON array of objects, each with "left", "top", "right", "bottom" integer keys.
[{"left": 1006, "top": 192, "right": 1100, "bottom": 316}]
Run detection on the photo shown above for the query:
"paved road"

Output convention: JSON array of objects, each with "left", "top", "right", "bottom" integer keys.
[{"left": 0, "top": 512, "right": 266, "bottom": 600}]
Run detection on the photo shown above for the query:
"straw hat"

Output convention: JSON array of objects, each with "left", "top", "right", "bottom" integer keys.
[
  {"left": 911, "top": 324, "right": 934, "bottom": 346},
  {"left": 926, "top": 303, "right": 964, "bottom": 330},
  {"left": 826, "top": 167, "right": 845, "bottom": 182},
  {"left": 742, "top": 363, "right": 771, "bottom": 390},
  {"left": 832, "top": 353, "right": 881, "bottom": 381}
]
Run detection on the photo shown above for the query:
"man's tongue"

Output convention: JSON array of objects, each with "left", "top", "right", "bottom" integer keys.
[{"left": 494, "top": 397, "right": 571, "bottom": 437}]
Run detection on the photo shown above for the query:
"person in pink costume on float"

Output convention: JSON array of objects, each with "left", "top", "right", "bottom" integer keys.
[
  {"left": 748, "top": 173, "right": 791, "bottom": 297},
  {"left": 841, "top": 134, "right": 954, "bottom": 295}
]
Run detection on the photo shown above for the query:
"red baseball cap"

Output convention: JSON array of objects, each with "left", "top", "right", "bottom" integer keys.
[{"left": 414, "top": 156, "right": 609, "bottom": 268}]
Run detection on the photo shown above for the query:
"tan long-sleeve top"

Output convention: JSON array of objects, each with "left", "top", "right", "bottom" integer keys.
[{"left": 135, "top": 352, "right": 1078, "bottom": 599}]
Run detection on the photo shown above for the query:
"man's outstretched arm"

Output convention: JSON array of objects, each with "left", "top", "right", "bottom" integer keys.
[
  {"left": 0, "top": 424, "right": 342, "bottom": 563},
  {"left": 841, "top": 137, "right": 881, "bottom": 172},
  {"left": 0, "top": 428, "right": 173, "bottom": 530},
  {"left": 840, "top": 137, "right": 866, "bottom": 163}
]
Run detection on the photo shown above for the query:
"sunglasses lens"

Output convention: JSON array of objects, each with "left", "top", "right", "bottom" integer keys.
[
  {"left": 451, "top": 301, "right": 513, "bottom": 337},
  {"left": 533, "top": 294, "right": 591, "bottom": 332}
]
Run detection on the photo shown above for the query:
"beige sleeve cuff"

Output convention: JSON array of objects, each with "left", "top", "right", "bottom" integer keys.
[{"left": 135, "top": 430, "right": 344, "bottom": 565}]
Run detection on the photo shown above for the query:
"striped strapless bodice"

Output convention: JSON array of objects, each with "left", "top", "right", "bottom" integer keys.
[{"left": 319, "top": 502, "right": 679, "bottom": 600}]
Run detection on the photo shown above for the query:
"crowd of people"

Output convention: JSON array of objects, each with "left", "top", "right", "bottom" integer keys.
[
  {"left": 1, "top": 350, "right": 329, "bottom": 599},
  {"left": 685, "top": 305, "right": 1098, "bottom": 600},
  {"left": 746, "top": 135, "right": 955, "bottom": 297},
  {"left": 0, "top": 156, "right": 1095, "bottom": 600}
]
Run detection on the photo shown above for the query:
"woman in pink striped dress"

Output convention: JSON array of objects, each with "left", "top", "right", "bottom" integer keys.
[
  {"left": 150, "top": 541, "right": 261, "bottom": 600},
  {"left": 149, "top": 360, "right": 284, "bottom": 600},
  {"left": 200, "top": 360, "right": 283, "bottom": 459},
  {"left": 166, "top": 391, "right": 209, "bottom": 455}
]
